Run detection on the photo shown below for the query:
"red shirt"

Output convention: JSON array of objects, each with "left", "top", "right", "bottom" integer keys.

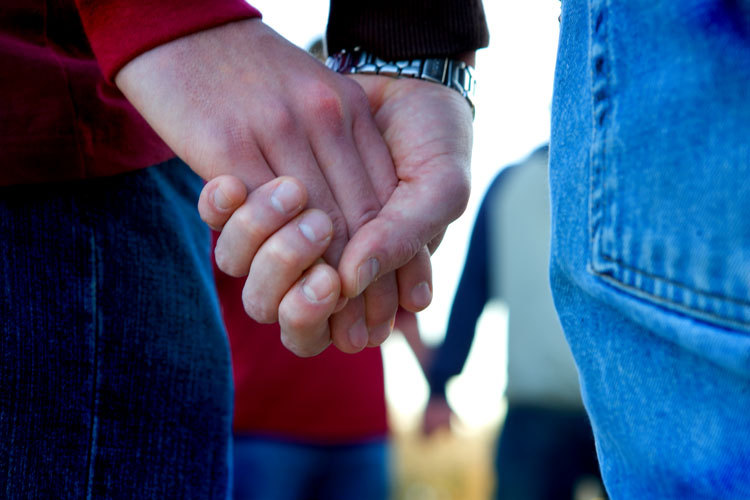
[
  {"left": 0, "top": 0, "right": 260, "bottom": 186},
  {"left": 213, "top": 239, "right": 388, "bottom": 443}
]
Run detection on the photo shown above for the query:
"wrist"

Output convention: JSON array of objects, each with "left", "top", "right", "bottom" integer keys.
[{"left": 325, "top": 48, "right": 476, "bottom": 118}]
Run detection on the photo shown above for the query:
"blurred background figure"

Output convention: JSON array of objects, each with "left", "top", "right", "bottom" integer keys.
[
  {"left": 420, "top": 146, "right": 605, "bottom": 500},
  {"left": 216, "top": 253, "right": 385, "bottom": 499},
  {"left": 215, "top": 249, "right": 383, "bottom": 500}
]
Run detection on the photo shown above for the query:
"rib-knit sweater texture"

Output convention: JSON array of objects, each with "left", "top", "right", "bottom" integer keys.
[{"left": 327, "top": 0, "right": 489, "bottom": 59}]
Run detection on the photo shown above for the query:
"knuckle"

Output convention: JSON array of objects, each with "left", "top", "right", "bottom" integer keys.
[
  {"left": 199, "top": 211, "right": 221, "bottom": 231},
  {"left": 281, "top": 313, "right": 309, "bottom": 337},
  {"left": 233, "top": 207, "right": 268, "bottom": 245},
  {"left": 214, "top": 248, "right": 235, "bottom": 276},
  {"left": 214, "top": 242, "right": 246, "bottom": 277},
  {"left": 280, "top": 331, "right": 328, "bottom": 358},
  {"left": 263, "top": 238, "right": 299, "bottom": 269},
  {"left": 242, "top": 290, "right": 277, "bottom": 324},
  {"left": 307, "top": 82, "right": 347, "bottom": 130}
]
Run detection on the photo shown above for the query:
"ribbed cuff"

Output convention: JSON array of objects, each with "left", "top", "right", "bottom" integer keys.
[
  {"left": 326, "top": 0, "right": 489, "bottom": 60},
  {"left": 76, "top": 0, "right": 261, "bottom": 82}
]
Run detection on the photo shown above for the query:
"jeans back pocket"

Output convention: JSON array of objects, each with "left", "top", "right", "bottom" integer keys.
[{"left": 588, "top": 0, "right": 750, "bottom": 331}]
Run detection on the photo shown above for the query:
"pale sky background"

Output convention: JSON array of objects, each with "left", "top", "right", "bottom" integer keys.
[{"left": 249, "top": 0, "right": 562, "bottom": 429}]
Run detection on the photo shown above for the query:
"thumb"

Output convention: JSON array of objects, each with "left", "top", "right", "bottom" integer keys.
[{"left": 337, "top": 169, "right": 469, "bottom": 299}]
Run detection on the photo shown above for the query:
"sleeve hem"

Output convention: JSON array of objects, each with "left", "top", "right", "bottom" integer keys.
[{"left": 76, "top": 0, "right": 262, "bottom": 83}]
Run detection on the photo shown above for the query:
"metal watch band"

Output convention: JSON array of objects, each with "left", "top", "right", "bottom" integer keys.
[{"left": 325, "top": 49, "right": 476, "bottom": 117}]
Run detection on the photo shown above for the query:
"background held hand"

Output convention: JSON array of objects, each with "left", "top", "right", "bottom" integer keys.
[{"left": 422, "top": 395, "right": 455, "bottom": 436}]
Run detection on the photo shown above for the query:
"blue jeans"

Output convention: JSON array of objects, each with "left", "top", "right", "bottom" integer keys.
[
  {"left": 550, "top": 1, "right": 750, "bottom": 498},
  {"left": 232, "top": 435, "right": 390, "bottom": 500},
  {"left": 0, "top": 159, "right": 233, "bottom": 498}
]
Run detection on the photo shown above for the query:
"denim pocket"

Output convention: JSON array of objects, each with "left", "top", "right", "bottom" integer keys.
[{"left": 587, "top": 0, "right": 750, "bottom": 331}]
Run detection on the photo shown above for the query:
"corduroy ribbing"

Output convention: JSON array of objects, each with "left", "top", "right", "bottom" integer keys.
[{"left": 326, "top": 0, "right": 489, "bottom": 60}]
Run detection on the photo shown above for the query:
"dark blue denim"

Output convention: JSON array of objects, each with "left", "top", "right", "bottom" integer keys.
[
  {"left": 550, "top": 1, "right": 750, "bottom": 497},
  {"left": 232, "top": 435, "right": 389, "bottom": 500},
  {"left": 0, "top": 159, "right": 233, "bottom": 499}
]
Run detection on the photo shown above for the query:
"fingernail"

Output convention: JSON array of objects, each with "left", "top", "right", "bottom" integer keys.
[
  {"left": 213, "top": 186, "right": 232, "bottom": 211},
  {"left": 411, "top": 281, "right": 432, "bottom": 310},
  {"left": 348, "top": 318, "right": 368, "bottom": 350},
  {"left": 271, "top": 180, "right": 303, "bottom": 214},
  {"left": 302, "top": 270, "right": 334, "bottom": 303},
  {"left": 356, "top": 258, "right": 380, "bottom": 296},
  {"left": 298, "top": 211, "right": 332, "bottom": 243}
]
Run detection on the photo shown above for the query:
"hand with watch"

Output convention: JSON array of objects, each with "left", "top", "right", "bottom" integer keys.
[
  {"left": 325, "top": 46, "right": 477, "bottom": 309},
  {"left": 164, "top": 20, "right": 477, "bottom": 356},
  {"left": 325, "top": 48, "right": 476, "bottom": 117}
]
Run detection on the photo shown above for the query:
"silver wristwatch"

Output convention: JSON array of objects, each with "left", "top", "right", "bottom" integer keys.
[{"left": 325, "top": 48, "right": 476, "bottom": 117}]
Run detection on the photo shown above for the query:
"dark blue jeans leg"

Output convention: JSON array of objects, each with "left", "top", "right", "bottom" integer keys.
[{"left": 0, "top": 159, "right": 233, "bottom": 499}]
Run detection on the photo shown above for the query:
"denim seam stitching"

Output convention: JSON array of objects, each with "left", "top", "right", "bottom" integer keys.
[
  {"left": 588, "top": 0, "right": 613, "bottom": 276},
  {"left": 595, "top": 272, "right": 750, "bottom": 331},
  {"left": 597, "top": 254, "right": 750, "bottom": 308},
  {"left": 84, "top": 231, "right": 101, "bottom": 500}
]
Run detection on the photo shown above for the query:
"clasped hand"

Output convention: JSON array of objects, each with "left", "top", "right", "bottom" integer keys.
[{"left": 116, "top": 18, "right": 473, "bottom": 356}]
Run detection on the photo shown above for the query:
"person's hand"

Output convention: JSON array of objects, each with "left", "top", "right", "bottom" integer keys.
[
  {"left": 197, "top": 68, "right": 474, "bottom": 355},
  {"left": 422, "top": 394, "right": 455, "bottom": 436},
  {"left": 200, "top": 175, "right": 346, "bottom": 355},
  {"left": 116, "top": 18, "right": 473, "bottom": 355},
  {"left": 115, "top": 19, "right": 409, "bottom": 354},
  {"left": 335, "top": 74, "right": 474, "bottom": 313}
]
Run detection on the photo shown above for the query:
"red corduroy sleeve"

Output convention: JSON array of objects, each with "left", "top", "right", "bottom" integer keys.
[{"left": 75, "top": 0, "right": 262, "bottom": 82}]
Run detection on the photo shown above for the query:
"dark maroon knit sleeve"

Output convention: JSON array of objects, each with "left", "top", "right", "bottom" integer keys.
[
  {"left": 326, "top": 0, "right": 489, "bottom": 60},
  {"left": 75, "top": 0, "right": 261, "bottom": 83}
]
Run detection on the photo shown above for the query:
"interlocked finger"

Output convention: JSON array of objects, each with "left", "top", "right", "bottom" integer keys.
[
  {"left": 242, "top": 209, "right": 334, "bottom": 323},
  {"left": 362, "top": 271, "right": 399, "bottom": 347},
  {"left": 278, "top": 262, "right": 341, "bottom": 357},
  {"left": 214, "top": 176, "right": 307, "bottom": 277},
  {"left": 396, "top": 246, "right": 433, "bottom": 313}
]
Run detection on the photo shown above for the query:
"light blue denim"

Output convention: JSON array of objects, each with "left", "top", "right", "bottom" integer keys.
[{"left": 549, "top": 1, "right": 750, "bottom": 498}]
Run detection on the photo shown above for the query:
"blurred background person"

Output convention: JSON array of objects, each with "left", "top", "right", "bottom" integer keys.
[
  {"left": 419, "top": 146, "right": 604, "bottom": 500},
  {"left": 215, "top": 251, "right": 387, "bottom": 500},
  {"left": 214, "top": 235, "right": 429, "bottom": 500}
]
